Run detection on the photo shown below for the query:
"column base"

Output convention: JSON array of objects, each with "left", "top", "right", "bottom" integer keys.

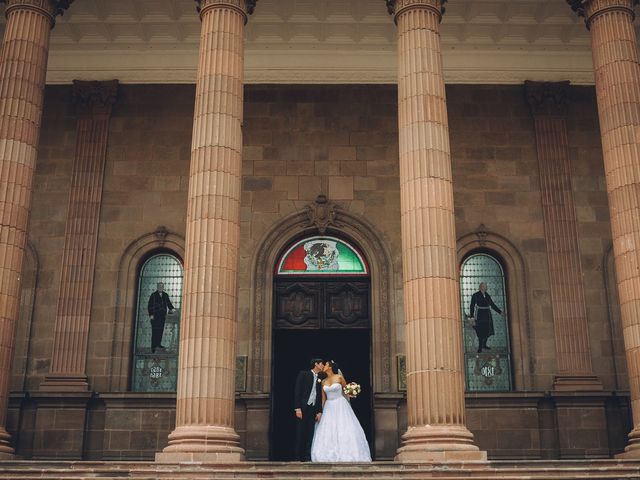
[
  {"left": 553, "top": 375, "right": 603, "bottom": 392},
  {"left": 395, "top": 425, "right": 487, "bottom": 463},
  {"left": 39, "top": 374, "right": 90, "bottom": 392},
  {"left": 616, "top": 428, "right": 640, "bottom": 459},
  {"left": 156, "top": 425, "right": 245, "bottom": 463},
  {"left": 0, "top": 428, "right": 15, "bottom": 458}
]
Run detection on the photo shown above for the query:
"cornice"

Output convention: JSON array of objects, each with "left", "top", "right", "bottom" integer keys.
[
  {"left": 41, "top": 47, "right": 597, "bottom": 86},
  {"left": 524, "top": 80, "right": 570, "bottom": 118}
]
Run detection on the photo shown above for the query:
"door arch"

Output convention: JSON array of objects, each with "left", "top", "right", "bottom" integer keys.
[
  {"left": 271, "top": 235, "right": 372, "bottom": 460},
  {"left": 247, "top": 202, "right": 396, "bottom": 395}
]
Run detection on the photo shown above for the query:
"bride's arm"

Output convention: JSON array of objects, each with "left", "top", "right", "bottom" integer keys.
[
  {"left": 322, "top": 383, "right": 327, "bottom": 407},
  {"left": 338, "top": 376, "right": 351, "bottom": 401}
]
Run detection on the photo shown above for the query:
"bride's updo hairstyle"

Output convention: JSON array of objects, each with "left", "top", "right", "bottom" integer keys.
[{"left": 327, "top": 360, "right": 340, "bottom": 375}]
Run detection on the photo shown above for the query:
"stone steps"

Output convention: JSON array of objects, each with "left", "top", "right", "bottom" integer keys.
[{"left": 0, "top": 460, "right": 639, "bottom": 480}]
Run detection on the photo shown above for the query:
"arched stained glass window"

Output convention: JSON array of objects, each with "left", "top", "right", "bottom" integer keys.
[
  {"left": 277, "top": 236, "right": 368, "bottom": 276},
  {"left": 460, "top": 252, "right": 512, "bottom": 392},
  {"left": 132, "top": 253, "right": 183, "bottom": 392}
]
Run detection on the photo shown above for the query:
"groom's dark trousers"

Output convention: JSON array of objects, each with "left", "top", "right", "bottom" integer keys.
[{"left": 294, "top": 370, "right": 322, "bottom": 461}]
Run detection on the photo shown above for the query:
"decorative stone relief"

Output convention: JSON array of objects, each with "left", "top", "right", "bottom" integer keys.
[{"left": 304, "top": 195, "right": 341, "bottom": 234}]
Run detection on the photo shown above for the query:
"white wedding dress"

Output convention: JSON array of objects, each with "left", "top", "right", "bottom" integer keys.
[{"left": 310, "top": 383, "right": 372, "bottom": 462}]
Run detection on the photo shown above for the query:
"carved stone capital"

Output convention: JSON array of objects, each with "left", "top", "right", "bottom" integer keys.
[
  {"left": 4, "top": 0, "right": 73, "bottom": 26},
  {"left": 524, "top": 81, "right": 570, "bottom": 118},
  {"left": 72, "top": 80, "right": 118, "bottom": 117},
  {"left": 567, "top": 0, "right": 638, "bottom": 28},
  {"left": 386, "top": 0, "right": 446, "bottom": 23},
  {"left": 194, "top": 0, "right": 256, "bottom": 22},
  {"left": 304, "top": 195, "right": 342, "bottom": 234}
]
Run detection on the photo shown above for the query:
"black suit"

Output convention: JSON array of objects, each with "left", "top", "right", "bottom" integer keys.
[
  {"left": 293, "top": 370, "right": 323, "bottom": 461},
  {"left": 469, "top": 291, "right": 501, "bottom": 352},
  {"left": 148, "top": 290, "right": 174, "bottom": 351}
]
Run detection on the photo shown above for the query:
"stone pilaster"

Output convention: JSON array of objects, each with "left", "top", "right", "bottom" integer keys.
[
  {"left": 567, "top": 0, "right": 640, "bottom": 458},
  {"left": 386, "top": 0, "right": 485, "bottom": 462},
  {"left": 0, "top": 0, "right": 73, "bottom": 458},
  {"left": 156, "top": 0, "right": 252, "bottom": 462},
  {"left": 524, "top": 81, "right": 602, "bottom": 392},
  {"left": 39, "top": 80, "right": 118, "bottom": 393}
]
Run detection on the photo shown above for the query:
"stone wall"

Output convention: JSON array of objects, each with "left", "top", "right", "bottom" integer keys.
[{"left": 7, "top": 84, "right": 629, "bottom": 460}]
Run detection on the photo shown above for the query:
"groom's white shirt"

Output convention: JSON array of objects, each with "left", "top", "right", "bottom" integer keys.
[{"left": 307, "top": 370, "right": 318, "bottom": 406}]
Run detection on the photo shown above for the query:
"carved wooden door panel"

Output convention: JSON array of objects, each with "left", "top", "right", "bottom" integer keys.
[
  {"left": 274, "top": 281, "right": 369, "bottom": 329},
  {"left": 274, "top": 282, "right": 322, "bottom": 329},
  {"left": 325, "top": 282, "right": 369, "bottom": 328}
]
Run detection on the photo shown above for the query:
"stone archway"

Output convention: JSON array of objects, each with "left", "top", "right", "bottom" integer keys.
[
  {"left": 246, "top": 196, "right": 399, "bottom": 459},
  {"left": 109, "top": 226, "right": 185, "bottom": 391},
  {"left": 457, "top": 225, "right": 533, "bottom": 391}
]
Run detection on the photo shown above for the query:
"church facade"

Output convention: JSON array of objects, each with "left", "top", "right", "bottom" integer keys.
[{"left": 1, "top": 0, "right": 640, "bottom": 464}]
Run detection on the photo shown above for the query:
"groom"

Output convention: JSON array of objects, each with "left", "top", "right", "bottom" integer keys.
[{"left": 293, "top": 358, "right": 325, "bottom": 461}]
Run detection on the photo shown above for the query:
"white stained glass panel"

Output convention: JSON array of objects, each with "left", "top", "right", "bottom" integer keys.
[
  {"left": 132, "top": 253, "right": 183, "bottom": 392},
  {"left": 460, "top": 253, "right": 512, "bottom": 392}
]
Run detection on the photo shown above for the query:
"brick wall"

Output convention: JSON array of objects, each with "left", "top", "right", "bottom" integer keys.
[{"left": 8, "top": 84, "right": 627, "bottom": 459}]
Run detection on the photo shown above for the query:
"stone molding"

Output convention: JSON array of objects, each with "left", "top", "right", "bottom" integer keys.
[
  {"left": 567, "top": 0, "right": 638, "bottom": 28},
  {"left": 109, "top": 228, "right": 185, "bottom": 392},
  {"left": 4, "top": 0, "right": 73, "bottom": 25},
  {"left": 456, "top": 228, "right": 534, "bottom": 391},
  {"left": 524, "top": 80, "right": 570, "bottom": 118},
  {"left": 72, "top": 80, "right": 118, "bottom": 117},
  {"left": 247, "top": 204, "right": 396, "bottom": 394}
]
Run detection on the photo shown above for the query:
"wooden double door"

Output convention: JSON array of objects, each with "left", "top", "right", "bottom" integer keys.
[{"left": 270, "top": 279, "right": 373, "bottom": 460}]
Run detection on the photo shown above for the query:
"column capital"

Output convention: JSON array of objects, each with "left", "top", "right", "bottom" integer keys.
[
  {"left": 72, "top": 79, "right": 118, "bottom": 117},
  {"left": 4, "top": 0, "right": 74, "bottom": 26},
  {"left": 567, "top": 0, "right": 638, "bottom": 28},
  {"left": 386, "top": 0, "right": 447, "bottom": 22},
  {"left": 195, "top": 0, "right": 256, "bottom": 21},
  {"left": 524, "top": 80, "right": 570, "bottom": 118}
]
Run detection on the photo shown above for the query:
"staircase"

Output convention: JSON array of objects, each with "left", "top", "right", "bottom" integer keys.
[{"left": 1, "top": 460, "right": 640, "bottom": 480}]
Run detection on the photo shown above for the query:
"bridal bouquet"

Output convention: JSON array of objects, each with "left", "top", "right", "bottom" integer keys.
[{"left": 343, "top": 382, "right": 361, "bottom": 398}]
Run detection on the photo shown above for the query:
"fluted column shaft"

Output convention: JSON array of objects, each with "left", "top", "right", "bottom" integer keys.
[
  {"left": 568, "top": 0, "right": 640, "bottom": 457},
  {"left": 0, "top": 0, "right": 70, "bottom": 457},
  {"left": 39, "top": 80, "right": 118, "bottom": 392},
  {"left": 157, "top": 0, "right": 248, "bottom": 462},
  {"left": 525, "top": 81, "right": 601, "bottom": 391},
  {"left": 388, "top": 0, "right": 484, "bottom": 462}
]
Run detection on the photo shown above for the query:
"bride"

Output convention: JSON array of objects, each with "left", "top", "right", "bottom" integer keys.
[{"left": 310, "top": 360, "right": 372, "bottom": 462}]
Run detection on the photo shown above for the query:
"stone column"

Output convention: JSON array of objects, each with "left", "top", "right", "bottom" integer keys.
[
  {"left": 0, "top": 0, "right": 73, "bottom": 458},
  {"left": 567, "top": 0, "right": 640, "bottom": 458},
  {"left": 524, "top": 81, "right": 602, "bottom": 392},
  {"left": 39, "top": 80, "right": 118, "bottom": 393},
  {"left": 156, "top": 0, "right": 254, "bottom": 462},
  {"left": 386, "top": 0, "right": 484, "bottom": 462}
]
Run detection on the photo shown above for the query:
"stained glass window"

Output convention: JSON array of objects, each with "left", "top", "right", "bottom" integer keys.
[
  {"left": 131, "top": 253, "right": 183, "bottom": 392},
  {"left": 459, "top": 253, "right": 512, "bottom": 392},
  {"left": 277, "top": 236, "right": 368, "bottom": 275}
]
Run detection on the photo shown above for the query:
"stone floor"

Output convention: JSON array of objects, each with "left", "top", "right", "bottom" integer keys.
[{"left": 1, "top": 460, "right": 640, "bottom": 480}]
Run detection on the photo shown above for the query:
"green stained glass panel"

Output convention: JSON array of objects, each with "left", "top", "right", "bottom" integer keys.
[{"left": 277, "top": 236, "right": 368, "bottom": 275}]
